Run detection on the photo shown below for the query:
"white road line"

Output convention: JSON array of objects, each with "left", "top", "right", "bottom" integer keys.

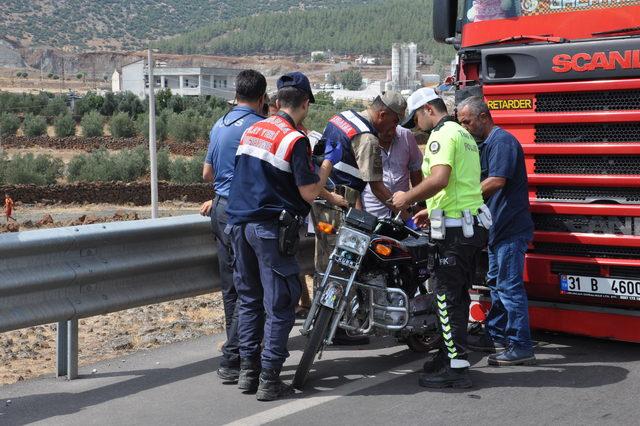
[{"left": 224, "top": 358, "right": 423, "bottom": 426}]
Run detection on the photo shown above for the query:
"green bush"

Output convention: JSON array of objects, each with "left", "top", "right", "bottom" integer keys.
[
  {"left": 43, "top": 96, "right": 68, "bottom": 117},
  {"left": 157, "top": 148, "right": 171, "bottom": 181},
  {"left": 75, "top": 92, "right": 104, "bottom": 116},
  {"left": 67, "top": 147, "right": 148, "bottom": 182},
  {"left": 54, "top": 113, "right": 76, "bottom": 137},
  {"left": 169, "top": 155, "right": 203, "bottom": 184},
  {"left": 0, "top": 113, "right": 21, "bottom": 137},
  {"left": 23, "top": 114, "right": 47, "bottom": 136},
  {"left": 2, "top": 153, "right": 64, "bottom": 185},
  {"left": 80, "top": 111, "right": 104, "bottom": 137},
  {"left": 167, "top": 111, "right": 200, "bottom": 143},
  {"left": 136, "top": 113, "right": 168, "bottom": 141},
  {"left": 109, "top": 112, "right": 136, "bottom": 138}
]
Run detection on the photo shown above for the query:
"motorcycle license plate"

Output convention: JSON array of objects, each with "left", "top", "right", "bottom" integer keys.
[{"left": 560, "top": 274, "right": 640, "bottom": 301}]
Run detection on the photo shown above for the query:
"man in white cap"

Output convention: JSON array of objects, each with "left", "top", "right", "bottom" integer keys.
[{"left": 391, "top": 88, "right": 489, "bottom": 389}]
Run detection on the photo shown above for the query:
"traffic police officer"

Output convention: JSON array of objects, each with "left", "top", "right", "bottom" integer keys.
[
  {"left": 202, "top": 69, "right": 267, "bottom": 383},
  {"left": 226, "top": 72, "right": 336, "bottom": 401},
  {"left": 392, "top": 88, "right": 489, "bottom": 389}
]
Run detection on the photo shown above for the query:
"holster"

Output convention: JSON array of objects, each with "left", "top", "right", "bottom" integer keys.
[{"left": 278, "top": 210, "right": 302, "bottom": 256}]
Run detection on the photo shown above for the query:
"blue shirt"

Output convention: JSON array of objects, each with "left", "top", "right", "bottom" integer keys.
[
  {"left": 480, "top": 126, "right": 534, "bottom": 247},
  {"left": 205, "top": 106, "right": 264, "bottom": 198}
]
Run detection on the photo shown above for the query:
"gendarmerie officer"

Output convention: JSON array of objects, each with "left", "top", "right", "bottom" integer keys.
[
  {"left": 225, "top": 72, "right": 335, "bottom": 401},
  {"left": 392, "top": 88, "right": 490, "bottom": 389}
]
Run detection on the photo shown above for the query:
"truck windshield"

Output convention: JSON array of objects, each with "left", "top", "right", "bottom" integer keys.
[{"left": 464, "top": 0, "right": 640, "bottom": 22}]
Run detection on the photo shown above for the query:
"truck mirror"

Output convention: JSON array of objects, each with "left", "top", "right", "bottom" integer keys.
[{"left": 433, "top": 0, "right": 458, "bottom": 43}]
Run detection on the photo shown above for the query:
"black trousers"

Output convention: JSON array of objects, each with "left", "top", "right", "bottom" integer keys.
[
  {"left": 210, "top": 195, "right": 240, "bottom": 368},
  {"left": 432, "top": 226, "right": 487, "bottom": 368}
]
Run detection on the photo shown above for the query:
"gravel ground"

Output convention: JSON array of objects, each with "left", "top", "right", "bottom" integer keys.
[{"left": 0, "top": 293, "right": 227, "bottom": 385}]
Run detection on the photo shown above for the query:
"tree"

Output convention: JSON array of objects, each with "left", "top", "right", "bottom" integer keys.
[
  {"left": 100, "top": 92, "right": 118, "bottom": 116},
  {"left": 53, "top": 113, "right": 76, "bottom": 137},
  {"left": 0, "top": 113, "right": 21, "bottom": 137},
  {"left": 312, "top": 53, "right": 325, "bottom": 62},
  {"left": 81, "top": 111, "right": 104, "bottom": 137},
  {"left": 23, "top": 114, "right": 47, "bottom": 137},
  {"left": 340, "top": 69, "right": 362, "bottom": 91},
  {"left": 109, "top": 112, "right": 136, "bottom": 138}
]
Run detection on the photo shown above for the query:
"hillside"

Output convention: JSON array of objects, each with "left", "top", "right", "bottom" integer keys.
[
  {"left": 156, "top": 0, "right": 454, "bottom": 63},
  {"left": 0, "top": 0, "right": 382, "bottom": 50}
]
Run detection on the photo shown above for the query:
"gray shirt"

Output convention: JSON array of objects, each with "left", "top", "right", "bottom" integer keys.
[{"left": 362, "top": 127, "right": 423, "bottom": 218}]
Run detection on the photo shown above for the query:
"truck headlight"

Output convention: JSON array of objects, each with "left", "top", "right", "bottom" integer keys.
[{"left": 336, "top": 227, "right": 370, "bottom": 256}]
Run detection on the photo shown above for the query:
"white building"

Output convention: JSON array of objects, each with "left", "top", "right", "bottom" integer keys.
[{"left": 116, "top": 59, "right": 240, "bottom": 100}]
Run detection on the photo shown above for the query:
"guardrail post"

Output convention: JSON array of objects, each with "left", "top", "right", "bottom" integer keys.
[
  {"left": 67, "top": 319, "right": 79, "bottom": 380},
  {"left": 56, "top": 319, "right": 78, "bottom": 380},
  {"left": 56, "top": 321, "right": 68, "bottom": 377}
]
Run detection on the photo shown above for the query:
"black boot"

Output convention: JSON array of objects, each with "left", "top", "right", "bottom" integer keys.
[
  {"left": 418, "top": 367, "right": 472, "bottom": 389},
  {"left": 256, "top": 368, "right": 294, "bottom": 401},
  {"left": 422, "top": 350, "right": 447, "bottom": 374},
  {"left": 238, "top": 358, "right": 261, "bottom": 392},
  {"left": 216, "top": 366, "right": 240, "bottom": 383}
]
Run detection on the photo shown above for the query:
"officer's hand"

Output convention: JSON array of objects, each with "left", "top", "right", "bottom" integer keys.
[
  {"left": 328, "top": 192, "right": 349, "bottom": 208},
  {"left": 323, "top": 140, "right": 343, "bottom": 165},
  {"left": 391, "top": 191, "right": 411, "bottom": 210},
  {"left": 200, "top": 200, "right": 213, "bottom": 216},
  {"left": 413, "top": 209, "right": 430, "bottom": 229}
]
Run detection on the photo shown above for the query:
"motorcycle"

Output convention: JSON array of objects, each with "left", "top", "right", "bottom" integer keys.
[{"left": 294, "top": 206, "right": 442, "bottom": 389}]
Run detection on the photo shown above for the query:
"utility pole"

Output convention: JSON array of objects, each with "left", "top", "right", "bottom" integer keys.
[{"left": 148, "top": 48, "right": 159, "bottom": 219}]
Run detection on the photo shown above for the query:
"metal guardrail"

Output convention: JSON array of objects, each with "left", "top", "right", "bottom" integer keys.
[{"left": 0, "top": 215, "right": 315, "bottom": 380}]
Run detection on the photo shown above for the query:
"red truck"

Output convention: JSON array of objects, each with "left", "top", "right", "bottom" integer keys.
[{"left": 433, "top": 1, "right": 640, "bottom": 342}]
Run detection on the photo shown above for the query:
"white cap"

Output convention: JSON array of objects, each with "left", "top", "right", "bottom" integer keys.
[{"left": 401, "top": 87, "right": 440, "bottom": 128}]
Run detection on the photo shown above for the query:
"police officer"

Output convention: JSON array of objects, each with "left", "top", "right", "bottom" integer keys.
[
  {"left": 392, "top": 88, "right": 489, "bottom": 389},
  {"left": 226, "top": 72, "right": 336, "bottom": 401},
  {"left": 202, "top": 69, "right": 267, "bottom": 383}
]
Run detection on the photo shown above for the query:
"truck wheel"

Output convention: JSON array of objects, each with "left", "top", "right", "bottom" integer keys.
[
  {"left": 293, "top": 305, "right": 334, "bottom": 390},
  {"left": 406, "top": 332, "right": 442, "bottom": 353}
]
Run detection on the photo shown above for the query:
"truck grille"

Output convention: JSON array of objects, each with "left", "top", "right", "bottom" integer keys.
[
  {"left": 609, "top": 266, "right": 640, "bottom": 279},
  {"left": 536, "top": 90, "right": 640, "bottom": 112},
  {"left": 533, "top": 214, "right": 640, "bottom": 236},
  {"left": 550, "top": 262, "right": 600, "bottom": 276},
  {"left": 535, "top": 123, "right": 640, "bottom": 143},
  {"left": 535, "top": 186, "right": 640, "bottom": 204},
  {"left": 533, "top": 242, "right": 640, "bottom": 259},
  {"left": 550, "top": 263, "right": 640, "bottom": 279},
  {"left": 534, "top": 155, "right": 640, "bottom": 175}
]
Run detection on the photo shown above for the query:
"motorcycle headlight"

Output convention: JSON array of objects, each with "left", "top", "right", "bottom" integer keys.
[{"left": 336, "top": 227, "right": 370, "bottom": 256}]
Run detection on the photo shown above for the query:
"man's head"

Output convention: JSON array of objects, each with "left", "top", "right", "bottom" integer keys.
[
  {"left": 276, "top": 72, "right": 315, "bottom": 122},
  {"left": 402, "top": 87, "right": 448, "bottom": 132},
  {"left": 456, "top": 96, "right": 494, "bottom": 141},
  {"left": 235, "top": 69, "right": 267, "bottom": 109},
  {"left": 267, "top": 92, "right": 279, "bottom": 116},
  {"left": 368, "top": 91, "right": 406, "bottom": 135}
]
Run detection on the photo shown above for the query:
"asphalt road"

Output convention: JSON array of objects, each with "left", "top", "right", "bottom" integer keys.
[{"left": 1, "top": 322, "right": 639, "bottom": 426}]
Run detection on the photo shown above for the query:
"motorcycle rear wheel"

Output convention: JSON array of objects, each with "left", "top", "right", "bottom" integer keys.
[
  {"left": 293, "top": 305, "right": 334, "bottom": 390},
  {"left": 406, "top": 332, "right": 442, "bottom": 353}
]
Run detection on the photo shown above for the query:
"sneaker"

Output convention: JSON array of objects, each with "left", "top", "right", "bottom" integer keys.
[
  {"left": 488, "top": 346, "right": 536, "bottom": 366},
  {"left": 467, "top": 333, "right": 506, "bottom": 353},
  {"left": 216, "top": 366, "right": 239, "bottom": 383},
  {"left": 238, "top": 359, "right": 261, "bottom": 392},
  {"left": 256, "top": 368, "right": 295, "bottom": 401},
  {"left": 418, "top": 367, "right": 472, "bottom": 389},
  {"left": 422, "top": 350, "right": 447, "bottom": 374}
]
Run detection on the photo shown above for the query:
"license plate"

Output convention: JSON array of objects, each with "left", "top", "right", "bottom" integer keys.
[{"left": 560, "top": 274, "right": 640, "bottom": 301}]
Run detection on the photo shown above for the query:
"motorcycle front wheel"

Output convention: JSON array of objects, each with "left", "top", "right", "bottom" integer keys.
[{"left": 293, "top": 305, "right": 334, "bottom": 390}]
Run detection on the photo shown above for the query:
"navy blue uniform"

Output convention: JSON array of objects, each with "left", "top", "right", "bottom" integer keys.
[
  {"left": 321, "top": 110, "right": 377, "bottom": 192},
  {"left": 227, "top": 112, "right": 319, "bottom": 370},
  {"left": 205, "top": 105, "right": 264, "bottom": 370}
]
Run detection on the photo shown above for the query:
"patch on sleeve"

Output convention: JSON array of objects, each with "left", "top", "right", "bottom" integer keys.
[{"left": 429, "top": 141, "right": 441, "bottom": 154}]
